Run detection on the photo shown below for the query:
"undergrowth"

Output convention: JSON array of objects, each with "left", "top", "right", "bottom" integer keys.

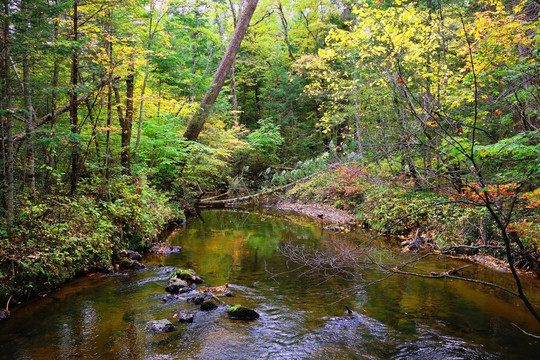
[{"left": 0, "top": 175, "right": 178, "bottom": 305}]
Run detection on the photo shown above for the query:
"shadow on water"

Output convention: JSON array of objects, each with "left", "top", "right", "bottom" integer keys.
[{"left": 1, "top": 209, "right": 540, "bottom": 359}]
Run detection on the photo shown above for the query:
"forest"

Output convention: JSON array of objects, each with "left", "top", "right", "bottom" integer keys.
[{"left": 1, "top": 0, "right": 539, "bottom": 326}]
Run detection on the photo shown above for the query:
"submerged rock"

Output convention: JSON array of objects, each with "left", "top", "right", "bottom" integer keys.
[
  {"left": 146, "top": 319, "right": 175, "bottom": 332},
  {"left": 166, "top": 278, "right": 188, "bottom": 294},
  {"left": 200, "top": 299, "right": 219, "bottom": 311},
  {"left": 174, "top": 312, "right": 195, "bottom": 323},
  {"left": 162, "top": 294, "right": 182, "bottom": 304},
  {"left": 219, "top": 289, "right": 234, "bottom": 297},
  {"left": 149, "top": 242, "right": 182, "bottom": 256},
  {"left": 227, "top": 305, "right": 259, "bottom": 320}
]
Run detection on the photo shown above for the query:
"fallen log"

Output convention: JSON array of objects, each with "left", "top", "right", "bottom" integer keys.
[{"left": 197, "top": 172, "right": 320, "bottom": 207}]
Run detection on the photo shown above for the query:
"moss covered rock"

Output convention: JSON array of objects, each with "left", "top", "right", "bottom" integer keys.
[
  {"left": 173, "top": 269, "right": 203, "bottom": 284},
  {"left": 227, "top": 305, "right": 259, "bottom": 320},
  {"left": 200, "top": 299, "right": 219, "bottom": 311},
  {"left": 165, "top": 278, "right": 188, "bottom": 294}
]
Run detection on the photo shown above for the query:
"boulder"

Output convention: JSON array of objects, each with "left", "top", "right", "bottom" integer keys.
[
  {"left": 190, "top": 292, "right": 213, "bottom": 305},
  {"left": 118, "top": 257, "right": 145, "bottom": 270},
  {"left": 165, "top": 278, "right": 188, "bottom": 294},
  {"left": 173, "top": 269, "right": 203, "bottom": 284},
  {"left": 119, "top": 249, "right": 142, "bottom": 261},
  {"left": 146, "top": 319, "right": 175, "bottom": 332},
  {"left": 200, "top": 299, "right": 219, "bottom": 311},
  {"left": 227, "top": 305, "right": 259, "bottom": 321}
]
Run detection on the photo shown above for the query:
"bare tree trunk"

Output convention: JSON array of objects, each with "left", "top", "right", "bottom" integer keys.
[
  {"left": 2, "top": 0, "right": 14, "bottom": 238},
  {"left": 230, "top": 65, "right": 239, "bottom": 126},
  {"left": 121, "top": 52, "right": 134, "bottom": 175},
  {"left": 45, "top": 45, "right": 59, "bottom": 192},
  {"left": 134, "top": 2, "right": 159, "bottom": 162},
  {"left": 19, "top": 0, "right": 36, "bottom": 194},
  {"left": 69, "top": 0, "right": 80, "bottom": 195},
  {"left": 225, "top": 1, "right": 241, "bottom": 126},
  {"left": 105, "top": 83, "right": 112, "bottom": 179},
  {"left": 277, "top": 2, "right": 295, "bottom": 62},
  {"left": 183, "top": 0, "right": 259, "bottom": 141},
  {"left": 23, "top": 47, "right": 36, "bottom": 194},
  {"left": 157, "top": 80, "right": 161, "bottom": 117},
  {"left": 217, "top": 4, "right": 239, "bottom": 126}
]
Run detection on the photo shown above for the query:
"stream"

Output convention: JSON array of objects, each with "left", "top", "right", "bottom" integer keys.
[{"left": 1, "top": 209, "right": 540, "bottom": 359}]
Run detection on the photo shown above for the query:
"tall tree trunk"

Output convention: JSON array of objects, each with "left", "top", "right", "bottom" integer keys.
[
  {"left": 20, "top": 0, "right": 36, "bottom": 194},
  {"left": 230, "top": 65, "right": 239, "bottom": 126},
  {"left": 183, "top": 0, "right": 259, "bottom": 141},
  {"left": 121, "top": 52, "right": 134, "bottom": 175},
  {"left": 134, "top": 58, "right": 149, "bottom": 162},
  {"left": 45, "top": 49, "right": 59, "bottom": 192},
  {"left": 157, "top": 80, "right": 161, "bottom": 117},
  {"left": 105, "top": 83, "right": 112, "bottom": 179},
  {"left": 277, "top": 2, "right": 295, "bottom": 62},
  {"left": 225, "top": 0, "right": 241, "bottom": 126},
  {"left": 23, "top": 57, "right": 36, "bottom": 193},
  {"left": 22, "top": 48, "right": 36, "bottom": 194},
  {"left": 2, "top": 0, "right": 14, "bottom": 238},
  {"left": 134, "top": 2, "right": 159, "bottom": 162},
  {"left": 105, "top": 10, "right": 113, "bottom": 179},
  {"left": 69, "top": 0, "right": 80, "bottom": 195}
]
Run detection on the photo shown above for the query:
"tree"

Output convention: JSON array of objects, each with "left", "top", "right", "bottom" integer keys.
[
  {"left": 2, "top": 0, "right": 14, "bottom": 239},
  {"left": 183, "top": 0, "right": 259, "bottom": 142}
]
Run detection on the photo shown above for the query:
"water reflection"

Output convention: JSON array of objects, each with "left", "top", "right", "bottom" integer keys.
[{"left": 0, "top": 209, "right": 539, "bottom": 359}]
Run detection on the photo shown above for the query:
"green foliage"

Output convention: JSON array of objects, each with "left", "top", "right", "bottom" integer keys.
[
  {"left": 0, "top": 176, "right": 174, "bottom": 303},
  {"left": 247, "top": 119, "right": 284, "bottom": 162}
]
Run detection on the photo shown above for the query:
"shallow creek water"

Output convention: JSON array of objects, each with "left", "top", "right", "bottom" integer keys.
[{"left": 1, "top": 209, "right": 540, "bottom": 359}]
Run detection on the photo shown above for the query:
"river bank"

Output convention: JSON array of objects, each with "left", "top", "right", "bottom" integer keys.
[
  {"left": 275, "top": 163, "right": 540, "bottom": 277},
  {"left": 0, "top": 177, "right": 182, "bottom": 316}
]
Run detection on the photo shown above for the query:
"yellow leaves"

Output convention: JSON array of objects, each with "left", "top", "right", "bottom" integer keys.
[
  {"left": 96, "top": 126, "right": 121, "bottom": 133},
  {"left": 480, "top": 0, "right": 505, "bottom": 12},
  {"left": 426, "top": 121, "right": 438, "bottom": 127}
]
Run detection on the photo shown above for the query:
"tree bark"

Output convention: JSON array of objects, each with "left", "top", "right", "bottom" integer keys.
[
  {"left": 22, "top": 45, "right": 36, "bottom": 194},
  {"left": 183, "top": 0, "right": 259, "bottom": 141},
  {"left": 69, "top": 0, "right": 80, "bottom": 195},
  {"left": 2, "top": 0, "right": 14, "bottom": 238},
  {"left": 225, "top": 0, "right": 241, "bottom": 126},
  {"left": 121, "top": 52, "right": 134, "bottom": 174},
  {"left": 105, "top": 83, "right": 112, "bottom": 179},
  {"left": 20, "top": 0, "right": 36, "bottom": 194},
  {"left": 134, "top": 2, "right": 163, "bottom": 162},
  {"left": 45, "top": 20, "right": 60, "bottom": 192}
]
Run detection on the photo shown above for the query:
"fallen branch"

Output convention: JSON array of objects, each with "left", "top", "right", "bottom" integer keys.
[{"left": 512, "top": 323, "right": 540, "bottom": 339}]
